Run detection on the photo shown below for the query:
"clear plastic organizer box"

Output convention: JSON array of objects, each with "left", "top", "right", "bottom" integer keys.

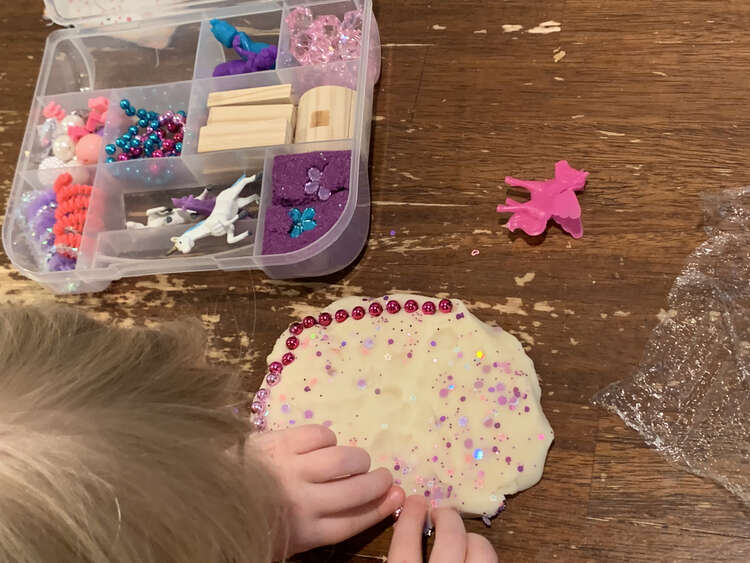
[{"left": 3, "top": 0, "right": 380, "bottom": 294}]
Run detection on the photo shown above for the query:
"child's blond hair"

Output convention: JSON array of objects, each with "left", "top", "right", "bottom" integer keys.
[{"left": 0, "top": 306, "right": 282, "bottom": 562}]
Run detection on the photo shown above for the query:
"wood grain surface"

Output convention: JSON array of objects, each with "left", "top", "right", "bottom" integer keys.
[{"left": 1, "top": 1, "right": 749, "bottom": 561}]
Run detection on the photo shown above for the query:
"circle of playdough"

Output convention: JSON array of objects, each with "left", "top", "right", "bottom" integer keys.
[
  {"left": 52, "top": 135, "right": 75, "bottom": 162},
  {"left": 75, "top": 133, "right": 102, "bottom": 165},
  {"left": 259, "top": 295, "right": 554, "bottom": 518}
]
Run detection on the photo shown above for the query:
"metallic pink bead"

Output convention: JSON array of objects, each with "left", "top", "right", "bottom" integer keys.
[
  {"left": 307, "top": 15, "right": 341, "bottom": 64},
  {"left": 133, "top": 135, "right": 143, "bottom": 143},
  {"left": 286, "top": 336, "right": 299, "bottom": 350},
  {"left": 251, "top": 416, "right": 266, "bottom": 430},
  {"left": 266, "top": 372, "right": 280, "bottom": 386},
  {"left": 351, "top": 306, "right": 365, "bottom": 320},
  {"left": 285, "top": 6, "right": 313, "bottom": 35},
  {"left": 162, "top": 139, "right": 175, "bottom": 152},
  {"left": 250, "top": 401, "right": 264, "bottom": 414},
  {"left": 152, "top": 149, "right": 164, "bottom": 158},
  {"left": 172, "top": 114, "right": 184, "bottom": 126},
  {"left": 269, "top": 361, "right": 283, "bottom": 374},
  {"left": 157, "top": 129, "right": 165, "bottom": 138},
  {"left": 319, "top": 312, "right": 332, "bottom": 326},
  {"left": 166, "top": 121, "right": 178, "bottom": 133},
  {"left": 255, "top": 388, "right": 269, "bottom": 401},
  {"left": 173, "top": 131, "right": 184, "bottom": 143},
  {"left": 164, "top": 111, "right": 174, "bottom": 121},
  {"left": 282, "top": 352, "right": 295, "bottom": 365},
  {"left": 146, "top": 127, "right": 154, "bottom": 134},
  {"left": 404, "top": 299, "right": 419, "bottom": 313},
  {"left": 368, "top": 302, "right": 383, "bottom": 317},
  {"left": 302, "top": 315, "right": 316, "bottom": 328},
  {"left": 386, "top": 300, "right": 401, "bottom": 314},
  {"left": 422, "top": 301, "right": 436, "bottom": 315},
  {"left": 290, "top": 322, "right": 303, "bottom": 335},
  {"left": 335, "top": 309, "right": 349, "bottom": 323},
  {"left": 439, "top": 299, "right": 453, "bottom": 313},
  {"left": 117, "top": 153, "right": 129, "bottom": 161}
]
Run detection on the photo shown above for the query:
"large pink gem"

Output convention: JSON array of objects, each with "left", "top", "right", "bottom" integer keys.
[
  {"left": 290, "top": 30, "right": 315, "bottom": 65},
  {"left": 285, "top": 6, "right": 313, "bottom": 35},
  {"left": 307, "top": 15, "right": 342, "bottom": 64},
  {"left": 338, "top": 9, "right": 363, "bottom": 60}
]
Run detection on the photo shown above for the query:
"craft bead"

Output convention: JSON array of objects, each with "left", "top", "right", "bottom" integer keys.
[
  {"left": 303, "top": 316, "right": 317, "bottom": 328},
  {"left": 404, "top": 299, "right": 419, "bottom": 313},
  {"left": 335, "top": 309, "right": 349, "bottom": 323},
  {"left": 422, "top": 301, "right": 437, "bottom": 315},
  {"left": 386, "top": 300, "right": 401, "bottom": 314},
  {"left": 352, "top": 306, "right": 366, "bottom": 320},
  {"left": 290, "top": 322, "right": 304, "bottom": 335},
  {"left": 368, "top": 302, "right": 383, "bottom": 317},
  {"left": 319, "top": 312, "right": 333, "bottom": 326},
  {"left": 52, "top": 135, "right": 75, "bottom": 162},
  {"left": 439, "top": 299, "right": 453, "bottom": 313},
  {"left": 282, "top": 352, "right": 295, "bottom": 365}
]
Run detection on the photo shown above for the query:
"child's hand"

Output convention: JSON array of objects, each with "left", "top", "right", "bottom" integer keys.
[
  {"left": 251, "top": 425, "right": 405, "bottom": 557},
  {"left": 388, "top": 495, "right": 497, "bottom": 563}
]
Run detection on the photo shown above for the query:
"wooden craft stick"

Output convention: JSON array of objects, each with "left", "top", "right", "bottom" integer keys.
[
  {"left": 197, "top": 119, "right": 292, "bottom": 153},
  {"left": 207, "top": 104, "right": 296, "bottom": 125},
  {"left": 295, "top": 85, "right": 356, "bottom": 143},
  {"left": 206, "top": 84, "right": 293, "bottom": 108}
]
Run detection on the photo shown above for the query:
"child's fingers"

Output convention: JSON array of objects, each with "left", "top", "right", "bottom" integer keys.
[
  {"left": 284, "top": 424, "right": 337, "bottom": 454},
  {"left": 317, "top": 485, "right": 405, "bottom": 545},
  {"left": 465, "top": 533, "right": 498, "bottom": 563},
  {"left": 387, "top": 495, "right": 428, "bottom": 563},
  {"left": 428, "top": 508, "right": 467, "bottom": 563},
  {"left": 311, "top": 467, "right": 394, "bottom": 514},
  {"left": 301, "top": 446, "right": 371, "bottom": 482}
]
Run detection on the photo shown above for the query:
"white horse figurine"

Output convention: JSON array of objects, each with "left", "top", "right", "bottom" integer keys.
[
  {"left": 126, "top": 189, "right": 208, "bottom": 230},
  {"left": 167, "top": 174, "right": 259, "bottom": 255}
]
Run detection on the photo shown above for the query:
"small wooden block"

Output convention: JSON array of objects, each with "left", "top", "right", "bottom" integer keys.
[
  {"left": 197, "top": 119, "right": 292, "bottom": 153},
  {"left": 295, "top": 85, "right": 356, "bottom": 143},
  {"left": 207, "top": 104, "right": 296, "bottom": 125},
  {"left": 206, "top": 84, "right": 293, "bottom": 108}
]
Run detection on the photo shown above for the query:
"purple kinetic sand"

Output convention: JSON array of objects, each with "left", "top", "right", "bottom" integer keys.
[{"left": 262, "top": 150, "right": 351, "bottom": 255}]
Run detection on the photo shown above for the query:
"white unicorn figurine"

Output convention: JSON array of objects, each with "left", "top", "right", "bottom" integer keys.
[{"left": 167, "top": 173, "right": 259, "bottom": 255}]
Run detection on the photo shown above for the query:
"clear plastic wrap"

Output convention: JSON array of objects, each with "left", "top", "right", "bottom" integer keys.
[{"left": 594, "top": 187, "right": 750, "bottom": 506}]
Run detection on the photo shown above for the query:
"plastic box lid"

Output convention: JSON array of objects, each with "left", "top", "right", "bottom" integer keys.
[{"left": 44, "top": 0, "right": 267, "bottom": 28}]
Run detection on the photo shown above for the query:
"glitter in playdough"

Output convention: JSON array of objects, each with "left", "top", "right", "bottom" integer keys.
[
  {"left": 476, "top": 350, "right": 484, "bottom": 359},
  {"left": 517, "top": 465, "right": 524, "bottom": 472},
  {"left": 260, "top": 294, "right": 554, "bottom": 516}
]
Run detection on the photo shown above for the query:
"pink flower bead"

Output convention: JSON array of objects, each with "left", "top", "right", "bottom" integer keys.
[{"left": 404, "top": 299, "right": 419, "bottom": 313}]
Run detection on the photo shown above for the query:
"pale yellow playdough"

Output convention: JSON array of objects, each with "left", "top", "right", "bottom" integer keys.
[{"left": 259, "top": 295, "right": 554, "bottom": 517}]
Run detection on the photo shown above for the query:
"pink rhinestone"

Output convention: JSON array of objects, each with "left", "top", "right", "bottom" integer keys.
[
  {"left": 251, "top": 416, "right": 266, "bottom": 430},
  {"left": 369, "top": 302, "right": 383, "bottom": 317},
  {"left": 286, "top": 336, "right": 299, "bottom": 350},
  {"left": 439, "top": 299, "right": 453, "bottom": 313},
  {"left": 269, "top": 361, "right": 283, "bottom": 374},
  {"left": 404, "top": 299, "right": 419, "bottom": 313},
  {"left": 319, "top": 312, "right": 332, "bottom": 326},
  {"left": 250, "top": 401, "right": 264, "bottom": 414},
  {"left": 282, "top": 352, "right": 295, "bottom": 365},
  {"left": 285, "top": 6, "right": 313, "bottom": 35},
  {"left": 307, "top": 15, "right": 341, "bottom": 64},
  {"left": 352, "top": 306, "right": 366, "bottom": 320},
  {"left": 386, "top": 300, "right": 401, "bottom": 314},
  {"left": 335, "top": 309, "right": 349, "bottom": 323},
  {"left": 255, "top": 388, "right": 269, "bottom": 401},
  {"left": 303, "top": 316, "right": 317, "bottom": 328},
  {"left": 290, "top": 322, "right": 303, "bottom": 335},
  {"left": 339, "top": 9, "right": 363, "bottom": 60},
  {"left": 266, "top": 372, "right": 280, "bottom": 386},
  {"left": 422, "top": 301, "right": 436, "bottom": 315},
  {"left": 290, "top": 30, "right": 315, "bottom": 65}
]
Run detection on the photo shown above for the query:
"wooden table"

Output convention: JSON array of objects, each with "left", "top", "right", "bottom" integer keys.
[{"left": 1, "top": 1, "right": 748, "bottom": 560}]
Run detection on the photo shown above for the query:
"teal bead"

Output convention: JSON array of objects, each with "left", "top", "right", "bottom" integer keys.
[
  {"left": 124, "top": 107, "right": 136, "bottom": 117},
  {"left": 115, "top": 138, "right": 126, "bottom": 148},
  {"left": 136, "top": 109, "right": 148, "bottom": 119},
  {"left": 175, "top": 142, "right": 183, "bottom": 153},
  {"left": 148, "top": 111, "right": 158, "bottom": 120},
  {"left": 177, "top": 110, "right": 187, "bottom": 118},
  {"left": 122, "top": 133, "right": 132, "bottom": 142},
  {"left": 119, "top": 99, "right": 131, "bottom": 110},
  {"left": 128, "top": 126, "right": 139, "bottom": 136},
  {"left": 104, "top": 144, "right": 116, "bottom": 155},
  {"left": 149, "top": 119, "right": 160, "bottom": 129},
  {"left": 138, "top": 118, "right": 148, "bottom": 128},
  {"left": 106, "top": 157, "right": 116, "bottom": 163}
]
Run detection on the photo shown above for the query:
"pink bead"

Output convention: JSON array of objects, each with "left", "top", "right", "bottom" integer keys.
[
  {"left": 269, "top": 361, "right": 283, "bottom": 374},
  {"left": 319, "top": 312, "right": 332, "bottom": 326},
  {"left": 351, "top": 306, "right": 365, "bottom": 320},
  {"left": 129, "top": 147, "right": 142, "bottom": 157},
  {"left": 117, "top": 153, "right": 129, "bottom": 161},
  {"left": 152, "top": 149, "right": 164, "bottom": 158},
  {"left": 386, "top": 300, "right": 401, "bottom": 314},
  {"left": 146, "top": 127, "right": 154, "bottom": 134},
  {"left": 162, "top": 139, "right": 175, "bottom": 152},
  {"left": 339, "top": 9, "right": 363, "bottom": 59},
  {"left": 164, "top": 111, "right": 174, "bottom": 120},
  {"left": 282, "top": 352, "right": 295, "bottom": 365},
  {"left": 172, "top": 114, "right": 184, "bottom": 126},
  {"left": 285, "top": 6, "right": 313, "bottom": 35},
  {"left": 166, "top": 121, "right": 178, "bottom": 133},
  {"left": 303, "top": 315, "right": 317, "bottom": 328},
  {"left": 439, "top": 299, "right": 453, "bottom": 313},
  {"left": 404, "top": 299, "right": 419, "bottom": 313},
  {"left": 335, "top": 309, "right": 349, "bottom": 323},
  {"left": 266, "top": 372, "right": 280, "bottom": 386},
  {"left": 307, "top": 15, "right": 342, "bottom": 64},
  {"left": 251, "top": 416, "right": 266, "bottom": 430},
  {"left": 422, "top": 301, "right": 436, "bottom": 315},
  {"left": 290, "top": 30, "right": 315, "bottom": 65},
  {"left": 173, "top": 131, "right": 184, "bottom": 143},
  {"left": 286, "top": 336, "right": 299, "bottom": 350},
  {"left": 290, "top": 322, "right": 303, "bottom": 335},
  {"left": 255, "top": 388, "right": 269, "bottom": 401},
  {"left": 250, "top": 401, "right": 264, "bottom": 414},
  {"left": 157, "top": 130, "right": 165, "bottom": 138},
  {"left": 368, "top": 302, "right": 383, "bottom": 317}
]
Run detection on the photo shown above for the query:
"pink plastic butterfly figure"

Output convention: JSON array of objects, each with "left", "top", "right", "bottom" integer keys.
[{"left": 496, "top": 160, "right": 589, "bottom": 239}]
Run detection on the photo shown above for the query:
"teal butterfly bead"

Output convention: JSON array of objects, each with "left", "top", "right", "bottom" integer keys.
[{"left": 288, "top": 207, "right": 317, "bottom": 238}]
